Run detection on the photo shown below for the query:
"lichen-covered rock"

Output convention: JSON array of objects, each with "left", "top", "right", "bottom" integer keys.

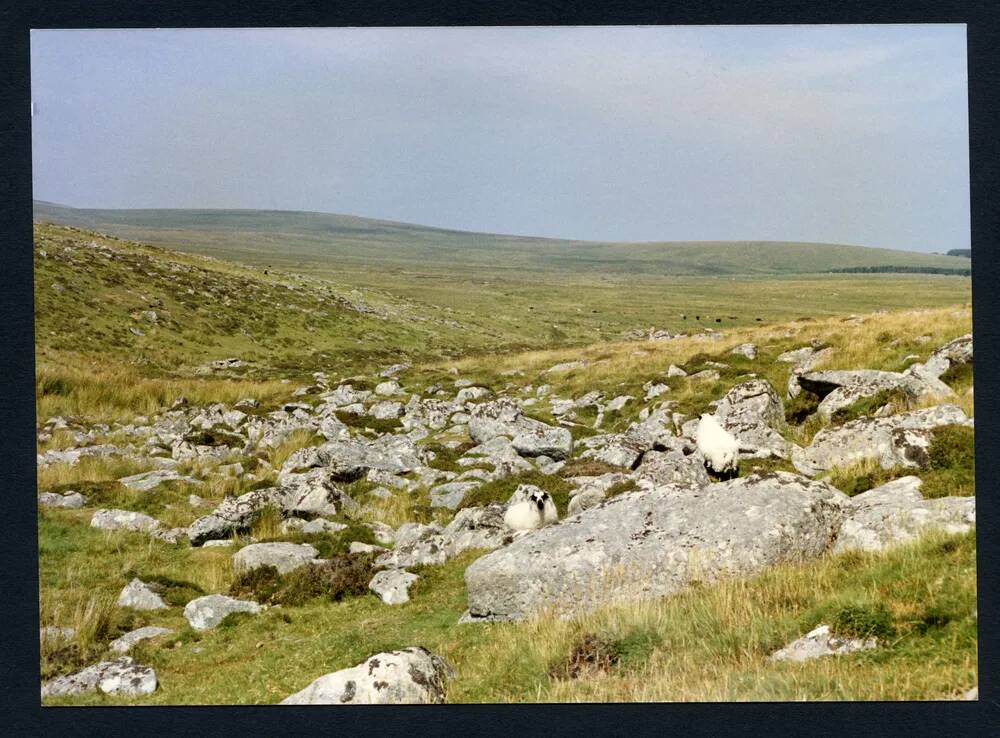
[
  {"left": 117, "top": 578, "right": 168, "bottom": 611},
  {"left": 183, "top": 594, "right": 261, "bottom": 630},
  {"left": 467, "top": 398, "right": 536, "bottom": 444},
  {"left": 634, "top": 448, "right": 709, "bottom": 490},
  {"left": 730, "top": 343, "right": 757, "bottom": 359},
  {"left": 109, "top": 626, "right": 173, "bottom": 654},
  {"left": 429, "top": 481, "right": 481, "bottom": 510},
  {"left": 38, "top": 491, "right": 86, "bottom": 509},
  {"left": 709, "top": 379, "right": 789, "bottom": 458},
  {"left": 792, "top": 405, "right": 970, "bottom": 476},
  {"left": 232, "top": 542, "right": 320, "bottom": 575},
  {"left": 511, "top": 425, "right": 573, "bottom": 460},
  {"left": 794, "top": 369, "right": 953, "bottom": 421},
  {"left": 41, "top": 657, "right": 157, "bottom": 698},
  {"left": 770, "top": 624, "right": 878, "bottom": 662},
  {"left": 279, "top": 647, "right": 454, "bottom": 704},
  {"left": 464, "top": 472, "right": 848, "bottom": 621},
  {"left": 369, "top": 569, "right": 419, "bottom": 605},
  {"left": 118, "top": 469, "right": 201, "bottom": 492},
  {"left": 833, "top": 476, "right": 975, "bottom": 553},
  {"left": 186, "top": 487, "right": 287, "bottom": 545},
  {"left": 91, "top": 509, "right": 162, "bottom": 534}
]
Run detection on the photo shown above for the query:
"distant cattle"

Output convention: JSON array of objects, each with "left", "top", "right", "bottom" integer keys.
[{"left": 715, "top": 318, "right": 722, "bottom": 323}]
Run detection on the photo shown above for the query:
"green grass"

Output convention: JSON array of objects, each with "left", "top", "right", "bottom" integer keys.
[
  {"left": 40, "top": 529, "right": 977, "bottom": 704},
  {"left": 456, "top": 471, "right": 576, "bottom": 515}
]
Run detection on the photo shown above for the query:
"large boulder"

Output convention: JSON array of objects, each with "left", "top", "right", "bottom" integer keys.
[
  {"left": 511, "top": 425, "right": 573, "bottom": 460},
  {"left": 833, "top": 476, "right": 975, "bottom": 553},
  {"left": 463, "top": 472, "right": 848, "bottom": 621},
  {"left": 633, "top": 449, "right": 709, "bottom": 490},
  {"left": 912, "top": 333, "right": 973, "bottom": 379},
  {"left": 41, "top": 657, "right": 157, "bottom": 698},
  {"left": 794, "top": 369, "right": 953, "bottom": 420},
  {"left": 232, "top": 542, "right": 320, "bottom": 575},
  {"left": 709, "top": 379, "right": 789, "bottom": 458},
  {"left": 438, "top": 503, "right": 513, "bottom": 556},
  {"left": 186, "top": 487, "right": 287, "bottom": 545},
  {"left": 279, "top": 647, "right": 454, "bottom": 704},
  {"left": 183, "top": 594, "right": 262, "bottom": 630},
  {"left": 277, "top": 469, "right": 359, "bottom": 518},
  {"left": 792, "top": 405, "right": 970, "bottom": 476},
  {"left": 281, "top": 437, "right": 427, "bottom": 481},
  {"left": 467, "top": 398, "right": 536, "bottom": 444}
]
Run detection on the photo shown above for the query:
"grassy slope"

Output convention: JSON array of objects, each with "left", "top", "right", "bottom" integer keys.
[
  {"left": 33, "top": 224, "right": 976, "bottom": 703},
  {"left": 39, "top": 510, "right": 976, "bottom": 704},
  {"left": 33, "top": 224, "right": 971, "bottom": 425},
  {"left": 34, "top": 201, "right": 972, "bottom": 276}
]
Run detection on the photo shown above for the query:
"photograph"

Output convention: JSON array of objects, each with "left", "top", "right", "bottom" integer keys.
[{"left": 30, "top": 24, "right": 976, "bottom": 704}]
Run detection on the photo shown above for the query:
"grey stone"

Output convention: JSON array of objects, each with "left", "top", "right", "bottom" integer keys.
[
  {"left": 301, "top": 518, "right": 348, "bottom": 535},
  {"left": 369, "top": 401, "right": 404, "bottom": 420},
  {"left": 369, "top": 569, "right": 420, "bottom": 605},
  {"left": 279, "top": 647, "right": 454, "bottom": 704},
  {"left": 792, "top": 405, "right": 969, "bottom": 476},
  {"left": 634, "top": 448, "right": 709, "bottom": 490},
  {"left": 463, "top": 472, "right": 848, "bottom": 621},
  {"left": 730, "top": 343, "right": 758, "bottom": 360},
  {"left": 38, "top": 491, "right": 86, "bottom": 509},
  {"left": 109, "top": 626, "right": 173, "bottom": 654},
  {"left": 41, "top": 657, "right": 157, "bottom": 698},
  {"left": 183, "top": 594, "right": 261, "bottom": 630},
  {"left": 349, "top": 541, "right": 388, "bottom": 555},
  {"left": 666, "top": 364, "right": 688, "bottom": 378},
  {"left": 833, "top": 476, "right": 975, "bottom": 553},
  {"left": 511, "top": 425, "right": 573, "bottom": 460},
  {"left": 794, "top": 369, "right": 954, "bottom": 421},
  {"left": 429, "top": 481, "right": 480, "bottom": 510},
  {"left": 710, "top": 379, "right": 789, "bottom": 458},
  {"left": 605, "top": 395, "right": 633, "bottom": 412},
  {"left": 117, "top": 578, "right": 168, "bottom": 611},
  {"left": 232, "top": 542, "right": 319, "bottom": 575},
  {"left": 91, "top": 509, "right": 162, "bottom": 534},
  {"left": 770, "top": 624, "right": 878, "bottom": 662}
]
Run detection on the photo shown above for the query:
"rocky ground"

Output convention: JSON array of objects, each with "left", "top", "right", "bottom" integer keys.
[{"left": 36, "top": 313, "right": 977, "bottom": 703}]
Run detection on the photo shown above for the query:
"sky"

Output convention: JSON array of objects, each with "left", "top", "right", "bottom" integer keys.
[{"left": 30, "top": 25, "right": 970, "bottom": 252}]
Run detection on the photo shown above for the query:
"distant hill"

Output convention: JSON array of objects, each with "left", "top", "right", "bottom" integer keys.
[
  {"left": 946, "top": 249, "right": 972, "bottom": 259},
  {"left": 33, "top": 201, "right": 972, "bottom": 277}
]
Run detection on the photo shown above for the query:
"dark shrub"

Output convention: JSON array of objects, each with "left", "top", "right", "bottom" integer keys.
[{"left": 831, "top": 603, "right": 896, "bottom": 640}]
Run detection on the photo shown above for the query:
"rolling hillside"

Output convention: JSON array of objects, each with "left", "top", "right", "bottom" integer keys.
[{"left": 33, "top": 201, "right": 971, "bottom": 277}]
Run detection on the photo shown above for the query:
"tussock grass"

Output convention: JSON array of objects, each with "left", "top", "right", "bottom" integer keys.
[{"left": 36, "top": 360, "right": 290, "bottom": 425}]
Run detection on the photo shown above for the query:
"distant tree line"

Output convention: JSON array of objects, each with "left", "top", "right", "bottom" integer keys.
[
  {"left": 828, "top": 265, "right": 971, "bottom": 276},
  {"left": 946, "top": 249, "right": 972, "bottom": 258}
]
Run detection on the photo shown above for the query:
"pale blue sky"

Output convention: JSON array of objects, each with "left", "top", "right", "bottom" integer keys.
[{"left": 30, "top": 25, "right": 970, "bottom": 252}]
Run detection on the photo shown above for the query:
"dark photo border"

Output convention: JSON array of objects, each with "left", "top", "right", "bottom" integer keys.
[{"left": 2, "top": 2, "right": 997, "bottom": 735}]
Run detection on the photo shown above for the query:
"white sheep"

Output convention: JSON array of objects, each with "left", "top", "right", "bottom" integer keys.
[
  {"left": 695, "top": 413, "right": 740, "bottom": 480},
  {"left": 504, "top": 488, "right": 558, "bottom": 531}
]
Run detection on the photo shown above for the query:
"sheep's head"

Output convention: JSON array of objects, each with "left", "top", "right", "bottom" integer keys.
[{"left": 528, "top": 489, "right": 551, "bottom": 512}]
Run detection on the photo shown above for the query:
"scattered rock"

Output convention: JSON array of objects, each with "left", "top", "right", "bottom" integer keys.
[
  {"left": 730, "top": 343, "right": 757, "bottom": 360},
  {"left": 279, "top": 647, "right": 454, "bottom": 704},
  {"left": 109, "top": 626, "right": 173, "bottom": 654},
  {"left": 833, "top": 476, "right": 975, "bottom": 553},
  {"left": 183, "top": 594, "right": 261, "bottom": 631},
  {"left": 792, "top": 405, "right": 970, "bottom": 476},
  {"left": 117, "top": 578, "right": 168, "bottom": 611},
  {"left": 232, "top": 542, "right": 320, "bottom": 575},
  {"left": 41, "top": 657, "right": 157, "bottom": 698},
  {"left": 38, "top": 491, "right": 86, "bottom": 509},
  {"left": 91, "top": 509, "right": 163, "bottom": 534},
  {"left": 770, "top": 624, "right": 878, "bottom": 662},
  {"left": 369, "top": 569, "right": 419, "bottom": 605}
]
